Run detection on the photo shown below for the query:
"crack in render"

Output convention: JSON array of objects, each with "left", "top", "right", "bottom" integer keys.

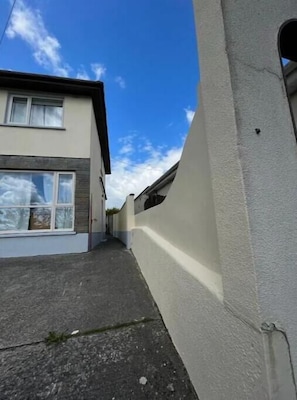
[
  {"left": 0, "top": 317, "right": 157, "bottom": 352},
  {"left": 232, "top": 56, "right": 283, "bottom": 81}
]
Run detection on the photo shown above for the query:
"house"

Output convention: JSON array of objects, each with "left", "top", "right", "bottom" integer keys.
[
  {"left": 134, "top": 162, "right": 179, "bottom": 214},
  {"left": 0, "top": 70, "right": 110, "bottom": 258}
]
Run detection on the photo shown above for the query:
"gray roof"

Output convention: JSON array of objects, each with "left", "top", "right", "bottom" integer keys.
[
  {"left": 135, "top": 162, "right": 179, "bottom": 199},
  {"left": 0, "top": 70, "right": 111, "bottom": 174}
]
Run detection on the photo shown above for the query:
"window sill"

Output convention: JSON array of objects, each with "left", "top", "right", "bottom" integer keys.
[
  {"left": 0, "top": 124, "right": 66, "bottom": 131},
  {"left": 0, "top": 231, "right": 76, "bottom": 238}
]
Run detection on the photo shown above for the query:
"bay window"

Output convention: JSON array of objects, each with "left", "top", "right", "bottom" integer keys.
[
  {"left": 0, "top": 171, "right": 75, "bottom": 233},
  {"left": 7, "top": 95, "right": 63, "bottom": 127}
]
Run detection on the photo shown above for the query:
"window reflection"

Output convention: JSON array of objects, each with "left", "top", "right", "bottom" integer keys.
[
  {"left": 0, "top": 171, "right": 74, "bottom": 232},
  {"left": 57, "top": 174, "right": 73, "bottom": 204}
]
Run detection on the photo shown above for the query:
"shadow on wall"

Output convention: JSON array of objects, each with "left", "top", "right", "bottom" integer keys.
[
  {"left": 110, "top": 194, "right": 134, "bottom": 249},
  {"left": 129, "top": 2, "right": 297, "bottom": 400}
]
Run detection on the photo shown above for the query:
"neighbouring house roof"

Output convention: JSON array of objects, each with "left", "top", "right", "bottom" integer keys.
[
  {"left": 0, "top": 70, "right": 111, "bottom": 174},
  {"left": 147, "top": 161, "right": 179, "bottom": 194},
  {"left": 135, "top": 162, "right": 179, "bottom": 200},
  {"left": 134, "top": 186, "right": 150, "bottom": 201}
]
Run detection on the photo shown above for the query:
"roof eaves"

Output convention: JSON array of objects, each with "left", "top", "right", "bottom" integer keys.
[
  {"left": 146, "top": 162, "right": 179, "bottom": 193},
  {"left": 0, "top": 70, "right": 111, "bottom": 174}
]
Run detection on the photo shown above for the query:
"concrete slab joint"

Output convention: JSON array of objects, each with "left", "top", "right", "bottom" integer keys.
[{"left": 0, "top": 239, "right": 198, "bottom": 399}]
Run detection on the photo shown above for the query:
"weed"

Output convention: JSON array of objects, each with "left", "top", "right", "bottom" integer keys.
[{"left": 45, "top": 331, "right": 69, "bottom": 345}]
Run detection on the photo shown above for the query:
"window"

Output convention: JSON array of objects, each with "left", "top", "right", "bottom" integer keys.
[
  {"left": 0, "top": 171, "right": 75, "bottom": 233},
  {"left": 7, "top": 95, "right": 63, "bottom": 127}
]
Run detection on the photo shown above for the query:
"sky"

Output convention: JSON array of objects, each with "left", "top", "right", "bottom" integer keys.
[{"left": 0, "top": 0, "right": 199, "bottom": 208}]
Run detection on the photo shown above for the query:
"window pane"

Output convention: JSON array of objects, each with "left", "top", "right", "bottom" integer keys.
[
  {"left": 0, "top": 172, "right": 54, "bottom": 207},
  {"left": 0, "top": 208, "right": 30, "bottom": 231},
  {"left": 10, "top": 97, "right": 27, "bottom": 124},
  {"left": 30, "top": 173, "right": 54, "bottom": 205},
  {"left": 30, "top": 98, "right": 63, "bottom": 127},
  {"left": 28, "top": 208, "right": 51, "bottom": 230},
  {"left": 55, "top": 207, "right": 73, "bottom": 229},
  {"left": 57, "top": 174, "right": 73, "bottom": 204},
  {"left": 45, "top": 106, "right": 63, "bottom": 127},
  {"left": 0, "top": 173, "right": 33, "bottom": 206},
  {"left": 30, "top": 104, "right": 44, "bottom": 126}
]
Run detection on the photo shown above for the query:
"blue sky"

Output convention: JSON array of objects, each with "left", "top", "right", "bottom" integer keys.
[{"left": 0, "top": 0, "right": 199, "bottom": 207}]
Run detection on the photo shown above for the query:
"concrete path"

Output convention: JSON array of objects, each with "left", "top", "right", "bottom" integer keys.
[{"left": 0, "top": 237, "right": 198, "bottom": 399}]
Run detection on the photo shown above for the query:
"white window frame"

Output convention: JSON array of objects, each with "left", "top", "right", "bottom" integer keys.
[
  {"left": 6, "top": 94, "right": 64, "bottom": 128},
  {"left": 0, "top": 171, "right": 75, "bottom": 234}
]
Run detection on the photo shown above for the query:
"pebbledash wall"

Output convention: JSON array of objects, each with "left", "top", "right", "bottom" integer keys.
[
  {"left": 0, "top": 92, "right": 106, "bottom": 257},
  {"left": 115, "top": 0, "right": 297, "bottom": 399}
]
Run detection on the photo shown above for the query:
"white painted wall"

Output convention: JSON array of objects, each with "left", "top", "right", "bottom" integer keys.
[
  {"left": 131, "top": 0, "right": 297, "bottom": 398},
  {"left": 113, "top": 195, "right": 135, "bottom": 249},
  {"left": 135, "top": 104, "right": 220, "bottom": 274},
  {"left": 0, "top": 90, "right": 92, "bottom": 159},
  {"left": 218, "top": 0, "right": 297, "bottom": 394},
  {"left": 0, "top": 233, "right": 88, "bottom": 257},
  {"left": 132, "top": 228, "right": 272, "bottom": 400},
  {"left": 89, "top": 106, "right": 105, "bottom": 247}
]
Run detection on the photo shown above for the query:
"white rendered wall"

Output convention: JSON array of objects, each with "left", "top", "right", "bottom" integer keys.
[
  {"left": 113, "top": 195, "right": 135, "bottom": 249},
  {"left": 136, "top": 104, "right": 220, "bottom": 274},
  {"left": 131, "top": 0, "right": 297, "bottom": 398},
  {"left": 0, "top": 233, "right": 88, "bottom": 258},
  {"left": 0, "top": 91, "right": 92, "bottom": 159},
  {"left": 217, "top": 0, "right": 297, "bottom": 392},
  {"left": 133, "top": 97, "right": 272, "bottom": 399}
]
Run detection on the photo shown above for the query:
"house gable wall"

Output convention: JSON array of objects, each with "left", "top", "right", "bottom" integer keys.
[{"left": 89, "top": 106, "right": 105, "bottom": 247}]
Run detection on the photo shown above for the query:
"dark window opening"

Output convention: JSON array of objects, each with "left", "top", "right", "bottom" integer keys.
[
  {"left": 279, "top": 21, "right": 297, "bottom": 62},
  {"left": 279, "top": 20, "right": 297, "bottom": 141}
]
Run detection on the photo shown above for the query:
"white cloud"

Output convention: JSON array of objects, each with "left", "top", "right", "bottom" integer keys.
[
  {"left": 91, "top": 63, "right": 106, "bottom": 80},
  {"left": 5, "top": 1, "right": 108, "bottom": 80},
  {"left": 119, "top": 144, "right": 134, "bottom": 155},
  {"left": 106, "top": 135, "right": 183, "bottom": 208},
  {"left": 115, "top": 76, "right": 126, "bottom": 89},
  {"left": 118, "top": 134, "right": 136, "bottom": 155},
  {"left": 184, "top": 107, "right": 195, "bottom": 125},
  {"left": 6, "top": 0, "right": 70, "bottom": 77},
  {"left": 76, "top": 67, "right": 90, "bottom": 80}
]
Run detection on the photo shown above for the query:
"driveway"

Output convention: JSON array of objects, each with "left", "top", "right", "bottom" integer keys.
[{"left": 0, "top": 237, "right": 198, "bottom": 399}]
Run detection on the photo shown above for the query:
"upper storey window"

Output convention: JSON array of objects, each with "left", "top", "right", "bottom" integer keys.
[{"left": 7, "top": 95, "right": 63, "bottom": 128}]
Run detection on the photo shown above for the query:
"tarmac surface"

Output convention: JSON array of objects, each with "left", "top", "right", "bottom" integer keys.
[{"left": 0, "top": 237, "right": 198, "bottom": 399}]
